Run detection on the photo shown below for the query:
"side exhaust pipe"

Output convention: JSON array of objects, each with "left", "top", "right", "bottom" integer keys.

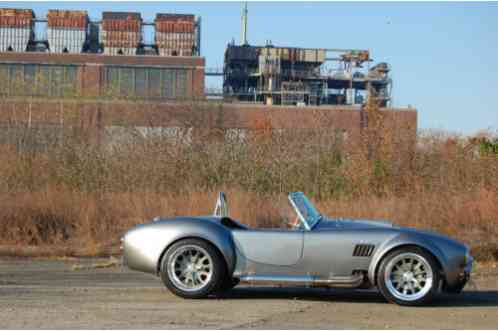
[{"left": 238, "top": 273, "right": 364, "bottom": 288}]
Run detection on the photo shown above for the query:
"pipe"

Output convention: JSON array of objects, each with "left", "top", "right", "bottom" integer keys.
[{"left": 238, "top": 273, "right": 364, "bottom": 288}]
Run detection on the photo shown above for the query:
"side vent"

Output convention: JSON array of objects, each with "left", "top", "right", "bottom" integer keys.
[{"left": 353, "top": 244, "right": 375, "bottom": 257}]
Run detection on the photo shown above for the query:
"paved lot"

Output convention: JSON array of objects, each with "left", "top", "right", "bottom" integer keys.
[{"left": 0, "top": 258, "right": 497, "bottom": 329}]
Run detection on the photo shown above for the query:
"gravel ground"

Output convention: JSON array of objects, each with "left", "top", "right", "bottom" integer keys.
[{"left": 0, "top": 258, "right": 497, "bottom": 329}]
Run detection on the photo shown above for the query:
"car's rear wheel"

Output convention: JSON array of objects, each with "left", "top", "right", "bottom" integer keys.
[
  {"left": 377, "top": 247, "right": 440, "bottom": 306},
  {"left": 160, "top": 238, "right": 226, "bottom": 299}
]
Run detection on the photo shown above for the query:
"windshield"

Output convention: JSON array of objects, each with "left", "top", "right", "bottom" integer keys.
[{"left": 288, "top": 192, "right": 322, "bottom": 230}]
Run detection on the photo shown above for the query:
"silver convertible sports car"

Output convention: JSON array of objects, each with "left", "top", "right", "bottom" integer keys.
[{"left": 121, "top": 192, "right": 473, "bottom": 306}]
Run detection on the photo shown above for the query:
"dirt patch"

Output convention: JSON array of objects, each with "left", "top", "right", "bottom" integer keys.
[{"left": 71, "top": 257, "right": 120, "bottom": 271}]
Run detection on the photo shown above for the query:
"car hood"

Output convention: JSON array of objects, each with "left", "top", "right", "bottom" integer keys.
[
  {"left": 317, "top": 218, "right": 465, "bottom": 248},
  {"left": 316, "top": 218, "right": 393, "bottom": 229}
]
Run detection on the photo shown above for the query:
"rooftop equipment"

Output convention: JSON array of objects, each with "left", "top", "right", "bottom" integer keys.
[
  {"left": 0, "top": 9, "right": 202, "bottom": 57},
  {"left": 47, "top": 10, "right": 88, "bottom": 53},
  {"left": 155, "top": 13, "right": 196, "bottom": 56},
  {"left": 0, "top": 8, "right": 34, "bottom": 52},
  {"left": 100, "top": 11, "right": 142, "bottom": 56}
]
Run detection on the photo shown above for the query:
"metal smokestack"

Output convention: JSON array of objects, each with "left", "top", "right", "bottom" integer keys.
[{"left": 241, "top": 2, "right": 248, "bottom": 45}]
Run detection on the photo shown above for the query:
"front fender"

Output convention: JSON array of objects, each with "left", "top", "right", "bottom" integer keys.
[
  {"left": 123, "top": 218, "right": 236, "bottom": 275},
  {"left": 367, "top": 232, "right": 448, "bottom": 285}
]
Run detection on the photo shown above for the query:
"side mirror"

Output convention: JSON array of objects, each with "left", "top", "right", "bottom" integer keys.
[{"left": 213, "top": 192, "right": 229, "bottom": 217}]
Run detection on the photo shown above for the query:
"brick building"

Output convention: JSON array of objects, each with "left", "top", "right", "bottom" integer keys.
[{"left": 0, "top": 52, "right": 205, "bottom": 100}]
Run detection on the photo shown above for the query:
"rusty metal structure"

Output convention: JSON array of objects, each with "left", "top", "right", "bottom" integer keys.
[
  {"left": 0, "top": 8, "right": 201, "bottom": 56},
  {"left": 100, "top": 12, "right": 142, "bottom": 56},
  {"left": 0, "top": 8, "right": 35, "bottom": 52},
  {"left": 47, "top": 10, "right": 88, "bottom": 54},
  {"left": 216, "top": 4, "right": 392, "bottom": 107},
  {"left": 221, "top": 44, "right": 391, "bottom": 107},
  {"left": 155, "top": 13, "right": 197, "bottom": 57}
]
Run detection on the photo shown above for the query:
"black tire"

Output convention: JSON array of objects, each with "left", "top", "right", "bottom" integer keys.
[
  {"left": 357, "top": 279, "right": 374, "bottom": 290},
  {"left": 217, "top": 276, "right": 240, "bottom": 294},
  {"left": 377, "top": 246, "right": 440, "bottom": 306},
  {"left": 160, "top": 238, "right": 227, "bottom": 299}
]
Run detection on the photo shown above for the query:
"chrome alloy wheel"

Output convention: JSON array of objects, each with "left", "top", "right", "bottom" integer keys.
[
  {"left": 384, "top": 252, "right": 434, "bottom": 302},
  {"left": 167, "top": 245, "right": 213, "bottom": 292}
]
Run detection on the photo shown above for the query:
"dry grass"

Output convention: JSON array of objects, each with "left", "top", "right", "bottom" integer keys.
[
  {"left": 0, "top": 188, "right": 496, "bottom": 261},
  {"left": 0, "top": 99, "right": 496, "bottom": 260}
]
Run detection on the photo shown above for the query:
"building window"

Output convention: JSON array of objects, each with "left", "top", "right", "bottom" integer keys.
[
  {"left": 0, "top": 63, "right": 77, "bottom": 97},
  {"left": 103, "top": 66, "right": 188, "bottom": 99}
]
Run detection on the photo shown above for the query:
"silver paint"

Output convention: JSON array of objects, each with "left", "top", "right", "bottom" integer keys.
[
  {"left": 123, "top": 217, "right": 235, "bottom": 275},
  {"left": 122, "top": 192, "right": 472, "bottom": 294}
]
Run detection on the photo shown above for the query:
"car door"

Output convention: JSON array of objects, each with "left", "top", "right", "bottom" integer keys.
[
  {"left": 302, "top": 226, "right": 381, "bottom": 278},
  {"left": 232, "top": 229, "right": 304, "bottom": 266}
]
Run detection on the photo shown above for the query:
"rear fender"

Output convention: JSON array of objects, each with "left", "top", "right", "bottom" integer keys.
[
  {"left": 157, "top": 227, "right": 236, "bottom": 275},
  {"left": 123, "top": 218, "right": 236, "bottom": 275}
]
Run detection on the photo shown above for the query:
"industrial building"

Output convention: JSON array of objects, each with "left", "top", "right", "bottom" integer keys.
[
  {"left": 214, "top": 4, "right": 392, "bottom": 107},
  {"left": 221, "top": 44, "right": 391, "bottom": 106},
  {"left": 0, "top": 8, "right": 203, "bottom": 100},
  {"left": 0, "top": 52, "right": 204, "bottom": 99},
  {"left": 0, "top": 5, "right": 416, "bottom": 164},
  {"left": 0, "top": 8, "right": 201, "bottom": 55},
  {"left": 0, "top": 5, "right": 392, "bottom": 107}
]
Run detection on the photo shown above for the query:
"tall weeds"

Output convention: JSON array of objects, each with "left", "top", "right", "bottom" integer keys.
[{"left": 0, "top": 99, "right": 496, "bottom": 260}]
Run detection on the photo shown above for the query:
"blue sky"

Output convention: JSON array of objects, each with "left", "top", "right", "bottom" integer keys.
[{"left": 5, "top": 1, "right": 498, "bottom": 134}]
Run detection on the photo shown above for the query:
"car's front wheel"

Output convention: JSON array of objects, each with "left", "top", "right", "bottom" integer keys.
[
  {"left": 160, "top": 238, "right": 226, "bottom": 299},
  {"left": 377, "top": 247, "right": 440, "bottom": 306}
]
